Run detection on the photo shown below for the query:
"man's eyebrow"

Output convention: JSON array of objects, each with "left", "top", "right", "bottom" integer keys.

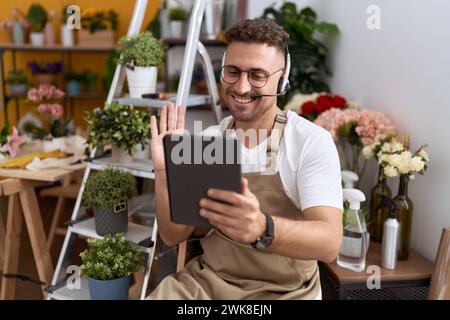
[{"left": 224, "top": 65, "right": 271, "bottom": 75}]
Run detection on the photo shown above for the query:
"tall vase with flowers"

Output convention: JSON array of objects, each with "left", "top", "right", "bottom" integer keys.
[
  {"left": 376, "top": 135, "right": 429, "bottom": 260},
  {"left": 27, "top": 84, "right": 72, "bottom": 152}
]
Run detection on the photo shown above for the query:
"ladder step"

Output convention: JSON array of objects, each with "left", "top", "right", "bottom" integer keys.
[
  {"left": 114, "top": 94, "right": 210, "bottom": 109},
  {"left": 69, "top": 217, "right": 154, "bottom": 253},
  {"left": 89, "top": 158, "right": 154, "bottom": 179}
]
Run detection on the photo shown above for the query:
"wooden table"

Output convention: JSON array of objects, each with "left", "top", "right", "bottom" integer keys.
[
  {"left": 319, "top": 242, "right": 435, "bottom": 300},
  {"left": 0, "top": 163, "right": 86, "bottom": 299}
]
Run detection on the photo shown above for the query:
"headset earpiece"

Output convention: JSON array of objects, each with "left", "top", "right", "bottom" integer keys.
[{"left": 278, "top": 50, "right": 291, "bottom": 95}]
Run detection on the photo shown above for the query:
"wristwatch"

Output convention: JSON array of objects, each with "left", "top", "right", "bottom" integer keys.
[{"left": 251, "top": 213, "right": 275, "bottom": 250}]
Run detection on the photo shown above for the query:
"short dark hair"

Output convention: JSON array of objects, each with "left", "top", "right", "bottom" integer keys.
[{"left": 224, "top": 18, "right": 289, "bottom": 53}]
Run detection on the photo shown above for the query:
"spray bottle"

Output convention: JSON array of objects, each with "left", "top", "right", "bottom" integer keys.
[
  {"left": 379, "top": 196, "right": 400, "bottom": 270},
  {"left": 337, "top": 188, "right": 368, "bottom": 272},
  {"left": 341, "top": 170, "right": 359, "bottom": 188}
]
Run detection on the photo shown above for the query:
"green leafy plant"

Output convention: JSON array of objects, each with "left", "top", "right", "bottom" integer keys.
[
  {"left": 81, "top": 8, "right": 119, "bottom": 33},
  {"left": 80, "top": 234, "right": 144, "bottom": 281},
  {"left": 169, "top": 6, "right": 186, "bottom": 21},
  {"left": 262, "top": 2, "right": 339, "bottom": 107},
  {"left": 86, "top": 102, "right": 151, "bottom": 155},
  {"left": 117, "top": 32, "right": 165, "bottom": 68},
  {"left": 80, "top": 70, "right": 98, "bottom": 90},
  {"left": 82, "top": 167, "right": 137, "bottom": 209},
  {"left": 6, "top": 71, "right": 28, "bottom": 85},
  {"left": 64, "top": 71, "right": 82, "bottom": 82},
  {"left": 27, "top": 3, "right": 48, "bottom": 32}
]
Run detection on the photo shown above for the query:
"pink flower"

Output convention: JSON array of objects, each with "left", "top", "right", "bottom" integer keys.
[
  {"left": 0, "top": 127, "right": 27, "bottom": 158},
  {"left": 37, "top": 103, "right": 52, "bottom": 115},
  {"left": 52, "top": 88, "right": 66, "bottom": 99},
  {"left": 51, "top": 104, "right": 64, "bottom": 120},
  {"left": 27, "top": 88, "right": 43, "bottom": 103},
  {"left": 38, "top": 84, "right": 52, "bottom": 99}
]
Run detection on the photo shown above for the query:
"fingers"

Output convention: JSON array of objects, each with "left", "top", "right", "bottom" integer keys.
[
  {"left": 176, "top": 105, "right": 185, "bottom": 130},
  {"left": 199, "top": 208, "right": 241, "bottom": 229},
  {"left": 199, "top": 198, "right": 237, "bottom": 217},
  {"left": 241, "top": 177, "right": 251, "bottom": 196},
  {"left": 159, "top": 105, "right": 168, "bottom": 134},
  {"left": 150, "top": 115, "right": 158, "bottom": 138},
  {"left": 207, "top": 188, "right": 243, "bottom": 206},
  {"left": 167, "top": 103, "right": 175, "bottom": 131}
]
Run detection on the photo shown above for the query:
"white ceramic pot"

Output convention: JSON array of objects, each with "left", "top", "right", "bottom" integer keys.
[
  {"left": 30, "top": 32, "right": 45, "bottom": 46},
  {"left": 126, "top": 66, "right": 157, "bottom": 99},
  {"left": 133, "top": 140, "right": 151, "bottom": 160},
  {"left": 42, "top": 137, "right": 66, "bottom": 153},
  {"left": 170, "top": 21, "right": 184, "bottom": 38},
  {"left": 111, "top": 144, "right": 133, "bottom": 163},
  {"left": 61, "top": 24, "right": 74, "bottom": 47}
]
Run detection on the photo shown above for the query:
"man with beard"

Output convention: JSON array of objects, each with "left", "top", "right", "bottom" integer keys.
[{"left": 148, "top": 18, "right": 343, "bottom": 300}]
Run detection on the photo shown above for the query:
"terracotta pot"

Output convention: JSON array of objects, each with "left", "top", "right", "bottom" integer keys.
[{"left": 34, "top": 73, "right": 56, "bottom": 85}]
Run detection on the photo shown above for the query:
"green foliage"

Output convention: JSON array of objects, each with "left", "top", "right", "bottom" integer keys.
[
  {"left": 169, "top": 6, "right": 186, "bottom": 21},
  {"left": 118, "top": 32, "right": 165, "bottom": 67},
  {"left": 80, "top": 70, "right": 98, "bottom": 89},
  {"left": 104, "top": 50, "right": 120, "bottom": 94},
  {"left": 80, "top": 234, "right": 144, "bottom": 281},
  {"left": 82, "top": 167, "right": 137, "bottom": 209},
  {"left": 27, "top": 3, "right": 48, "bottom": 32},
  {"left": 262, "top": 2, "right": 339, "bottom": 107},
  {"left": 6, "top": 71, "right": 28, "bottom": 85},
  {"left": 86, "top": 102, "right": 151, "bottom": 155},
  {"left": 81, "top": 9, "right": 119, "bottom": 33}
]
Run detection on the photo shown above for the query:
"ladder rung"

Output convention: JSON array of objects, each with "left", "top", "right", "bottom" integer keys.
[
  {"left": 114, "top": 94, "right": 210, "bottom": 109},
  {"left": 88, "top": 158, "right": 155, "bottom": 179}
]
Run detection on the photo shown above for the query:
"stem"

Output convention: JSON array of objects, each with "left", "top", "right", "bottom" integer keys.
[{"left": 338, "top": 143, "right": 351, "bottom": 170}]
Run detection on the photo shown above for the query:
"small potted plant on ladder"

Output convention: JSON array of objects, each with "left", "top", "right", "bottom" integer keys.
[
  {"left": 82, "top": 167, "right": 137, "bottom": 236},
  {"left": 80, "top": 234, "right": 144, "bottom": 300},
  {"left": 117, "top": 31, "right": 165, "bottom": 99}
]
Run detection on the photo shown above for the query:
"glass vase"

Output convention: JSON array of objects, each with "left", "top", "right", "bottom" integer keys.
[
  {"left": 368, "top": 165, "right": 392, "bottom": 242},
  {"left": 394, "top": 174, "right": 413, "bottom": 260}
]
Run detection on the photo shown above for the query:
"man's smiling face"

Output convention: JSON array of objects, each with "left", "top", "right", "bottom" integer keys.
[{"left": 221, "top": 41, "right": 285, "bottom": 122}]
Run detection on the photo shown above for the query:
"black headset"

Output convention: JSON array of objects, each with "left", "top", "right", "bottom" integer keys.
[{"left": 221, "top": 46, "right": 291, "bottom": 96}]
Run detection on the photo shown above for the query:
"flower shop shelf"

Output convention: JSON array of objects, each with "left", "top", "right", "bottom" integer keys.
[
  {"left": 114, "top": 94, "right": 210, "bottom": 109},
  {"left": 89, "top": 157, "right": 154, "bottom": 179},
  {"left": 0, "top": 43, "right": 116, "bottom": 52},
  {"left": 69, "top": 217, "right": 154, "bottom": 254}
]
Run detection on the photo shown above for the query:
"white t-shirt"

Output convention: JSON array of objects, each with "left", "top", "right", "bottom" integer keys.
[{"left": 203, "top": 110, "right": 343, "bottom": 212}]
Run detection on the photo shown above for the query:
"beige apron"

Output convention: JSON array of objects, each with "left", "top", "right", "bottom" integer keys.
[{"left": 149, "top": 109, "right": 320, "bottom": 300}]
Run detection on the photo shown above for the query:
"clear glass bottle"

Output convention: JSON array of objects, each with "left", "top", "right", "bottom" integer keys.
[{"left": 369, "top": 165, "right": 392, "bottom": 242}]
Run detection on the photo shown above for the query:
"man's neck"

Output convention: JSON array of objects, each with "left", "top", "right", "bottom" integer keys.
[{"left": 234, "top": 107, "right": 278, "bottom": 148}]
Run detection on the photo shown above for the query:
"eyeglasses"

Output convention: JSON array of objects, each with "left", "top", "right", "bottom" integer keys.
[{"left": 220, "top": 65, "right": 284, "bottom": 88}]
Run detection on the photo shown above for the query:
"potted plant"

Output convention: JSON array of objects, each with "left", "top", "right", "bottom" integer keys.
[
  {"left": 26, "top": 84, "right": 72, "bottom": 152},
  {"left": 80, "top": 234, "right": 144, "bottom": 300},
  {"left": 60, "top": 5, "right": 74, "bottom": 47},
  {"left": 82, "top": 168, "right": 137, "bottom": 236},
  {"left": 78, "top": 8, "right": 119, "bottom": 47},
  {"left": 80, "top": 70, "right": 98, "bottom": 93},
  {"left": 28, "top": 61, "right": 63, "bottom": 85},
  {"left": 86, "top": 102, "right": 151, "bottom": 162},
  {"left": 169, "top": 6, "right": 186, "bottom": 38},
  {"left": 117, "top": 32, "right": 165, "bottom": 99},
  {"left": 26, "top": 3, "right": 48, "bottom": 46},
  {"left": 6, "top": 70, "right": 29, "bottom": 96},
  {"left": 64, "top": 71, "right": 81, "bottom": 96}
]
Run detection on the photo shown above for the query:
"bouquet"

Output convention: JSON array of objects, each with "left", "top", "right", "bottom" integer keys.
[
  {"left": 26, "top": 84, "right": 71, "bottom": 139},
  {"left": 315, "top": 105, "right": 396, "bottom": 183},
  {"left": 0, "top": 123, "right": 27, "bottom": 160}
]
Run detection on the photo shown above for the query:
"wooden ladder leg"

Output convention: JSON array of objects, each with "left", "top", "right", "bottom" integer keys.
[
  {"left": 19, "top": 186, "right": 54, "bottom": 299},
  {"left": 47, "top": 175, "right": 72, "bottom": 249},
  {"left": 1, "top": 194, "right": 23, "bottom": 300},
  {"left": 0, "top": 207, "right": 6, "bottom": 271},
  {"left": 176, "top": 240, "right": 188, "bottom": 272}
]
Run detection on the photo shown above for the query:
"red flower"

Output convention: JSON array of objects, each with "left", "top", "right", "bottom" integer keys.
[
  {"left": 317, "top": 94, "right": 333, "bottom": 105},
  {"left": 301, "top": 101, "right": 316, "bottom": 116},
  {"left": 316, "top": 100, "right": 334, "bottom": 114},
  {"left": 333, "top": 95, "right": 347, "bottom": 108}
]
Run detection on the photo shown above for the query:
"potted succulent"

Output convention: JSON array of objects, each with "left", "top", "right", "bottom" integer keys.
[
  {"left": 80, "top": 234, "right": 144, "bottom": 300},
  {"left": 86, "top": 102, "right": 151, "bottom": 162},
  {"left": 117, "top": 32, "right": 165, "bottom": 99},
  {"left": 26, "top": 3, "right": 48, "bottom": 46},
  {"left": 82, "top": 168, "right": 137, "bottom": 236},
  {"left": 169, "top": 6, "right": 186, "bottom": 38},
  {"left": 28, "top": 61, "right": 63, "bottom": 85},
  {"left": 64, "top": 71, "right": 81, "bottom": 96},
  {"left": 6, "top": 70, "right": 29, "bottom": 96}
]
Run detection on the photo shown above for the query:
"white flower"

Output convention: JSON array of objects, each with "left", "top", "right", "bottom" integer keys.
[
  {"left": 392, "top": 142, "right": 404, "bottom": 153},
  {"left": 381, "top": 143, "right": 392, "bottom": 153},
  {"left": 384, "top": 166, "right": 398, "bottom": 177},
  {"left": 418, "top": 149, "right": 430, "bottom": 161},
  {"left": 410, "top": 156, "right": 425, "bottom": 172},
  {"left": 362, "top": 145, "right": 374, "bottom": 159}
]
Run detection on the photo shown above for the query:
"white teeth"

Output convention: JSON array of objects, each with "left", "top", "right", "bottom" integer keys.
[{"left": 233, "top": 95, "right": 254, "bottom": 104}]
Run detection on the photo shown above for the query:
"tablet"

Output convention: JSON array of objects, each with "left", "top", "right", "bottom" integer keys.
[{"left": 163, "top": 133, "right": 241, "bottom": 227}]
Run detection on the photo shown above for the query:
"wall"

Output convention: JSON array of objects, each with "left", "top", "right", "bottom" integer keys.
[
  {"left": 248, "top": 0, "right": 449, "bottom": 262},
  {"left": 0, "top": 0, "right": 159, "bottom": 127}
]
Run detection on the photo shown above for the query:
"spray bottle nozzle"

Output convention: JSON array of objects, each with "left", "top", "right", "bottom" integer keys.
[{"left": 377, "top": 196, "right": 397, "bottom": 218}]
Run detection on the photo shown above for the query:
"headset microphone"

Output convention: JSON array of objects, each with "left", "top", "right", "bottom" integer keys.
[{"left": 250, "top": 83, "right": 290, "bottom": 99}]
